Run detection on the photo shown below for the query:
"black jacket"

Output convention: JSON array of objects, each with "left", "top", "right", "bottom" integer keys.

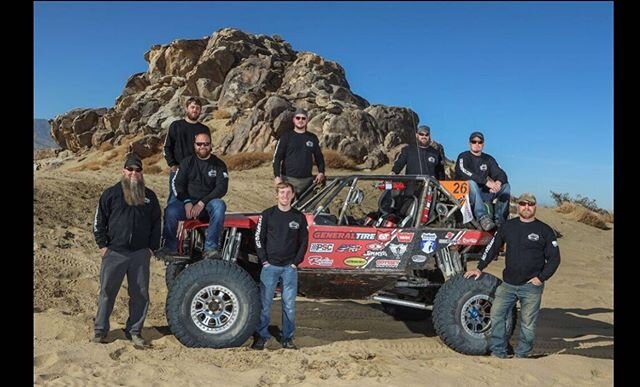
[
  {"left": 163, "top": 119, "right": 211, "bottom": 167},
  {"left": 173, "top": 155, "right": 228, "bottom": 205},
  {"left": 273, "top": 130, "right": 325, "bottom": 178},
  {"left": 455, "top": 151, "right": 508, "bottom": 186},
  {"left": 93, "top": 183, "right": 162, "bottom": 253},
  {"left": 478, "top": 218, "right": 561, "bottom": 285},
  {"left": 255, "top": 206, "right": 309, "bottom": 266},
  {"left": 392, "top": 144, "right": 445, "bottom": 179}
]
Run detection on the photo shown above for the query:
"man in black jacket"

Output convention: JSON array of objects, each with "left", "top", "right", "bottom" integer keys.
[
  {"left": 464, "top": 193, "right": 560, "bottom": 359},
  {"left": 455, "top": 131, "right": 510, "bottom": 230},
  {"left": 163, "top": 97, "right": 211, "bottom": 204},
  {"left": 160, "top": 132, "right": 228, "bottom": 260},
  {"left": 92, "top": 153, "right": 161, "bottom": 348},
  {"left": 273, "top": 107, "right": 326, "bottom": 197},
  {"left": 392, "top": 125, "right": 445, "bottom": 179},
  {"left": 251, "top": 182, "right": 309, "bottom": 350}
]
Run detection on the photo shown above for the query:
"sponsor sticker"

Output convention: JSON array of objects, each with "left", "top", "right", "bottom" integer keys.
[
  {"left": 396, "top": 232, "right": 414, "bottom": 243},
  {"left": 420, "top": 239, "right": 438, "bottom": 254},
  {"left": 308, "top": 256, "right": 334, "bottom": 266},
  {"left": 461, "top": 237, "right": 478, "bottom": 244},
  {"left": 337, "top": 244, "right": 362, "bottom": 253},
  {"left": 421, "top": 232, "right": 437, "bottom": 241},
  {"left": 376, "top": 232, "right": 392, "bottom": 242},
  {"left": 411, "top": 255, "right": 427, "bottom": 263},
  {"left": 309, "top": 243, "right": 334, "bottom": 253},
  {"left": 344, "top": 257, "right": 367, "bottom": 267},
  {"left": 363, "top": 250, "right": 387, "bottom": 257},
  {"left": 376, "top": 259, "right": 400, "bottom": 268},
  {"left": 366, "top": 242, "right": 385, "bottom": 251},
  {"left": 528, "top": 233, "right": 540, "bottom": 242},
  {"left": 388, "top": 243, "right": 408, "bottom": 258},
  {"left": 313, "top": 231, "right": 376, "bottom": 240}
]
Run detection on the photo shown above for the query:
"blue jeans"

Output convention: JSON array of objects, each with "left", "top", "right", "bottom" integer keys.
[
  {"left": 167, "top": 171, "right": 178, "bottom": 205},
  {"left": 256, "top": 264, "right": 298, "bottom": 341},
  {"left": 468, "top": 180, "right": 511, "bottom": 224},
  {"left": 490, "top": 281, "right": 544, "bottom": 357},
  {"left": 163, "top": 198, "right": 226, "bottom": 252}
]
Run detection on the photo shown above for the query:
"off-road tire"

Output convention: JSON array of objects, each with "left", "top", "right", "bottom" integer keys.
[
  {"left": 166, "top": 259, "right": 260, "bottom": 348},
  {"left": 432, "top": 273, "right": 515, "bottom": 355},
  {"left": 165, "top": 262, "right": 187, "bottom": 290}
]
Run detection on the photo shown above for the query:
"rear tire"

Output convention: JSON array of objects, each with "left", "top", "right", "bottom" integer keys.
[
  {"left": 166, "top": 260, "right": 260, "bottom": 348},
  {"left": 165, "top": 262, "right": 187, "bottom": 290},
  {"left": 432, "top": 273, "right": 516, "bottom": 355}
]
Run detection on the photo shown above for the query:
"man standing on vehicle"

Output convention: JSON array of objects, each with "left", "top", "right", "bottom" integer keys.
[
  {"left": 252, "top": 182, "right": 309, "bottom": 350},
  {"left": 464, "top": 193, "right": 560, "bottom": 359},
  {"left": 163, "top": 97, "right": 211, "bottom": 204},
  {"left": 455, "top": 131, "right": 510, "bottom": 230},
  {"left": 391, "top": 125, "right": 446, "bottom": 179},
  {"left": 159, "top": 132, "right": 228, "bottom": 260},
  {"left": 92, "top": 153, "right": 161, "bottom": 348},
  {"left": 273, "top": 107, "right": 326, "bottom": 197}
]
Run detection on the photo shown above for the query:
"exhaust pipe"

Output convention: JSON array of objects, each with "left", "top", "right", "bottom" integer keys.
[{"left": 373, "top": 295, "right": 433, "bottom": 310}]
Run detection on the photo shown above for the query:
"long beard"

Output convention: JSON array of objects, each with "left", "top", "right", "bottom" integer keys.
[{"left": 121, "top": 175, "right": 146, "bottom": 206}]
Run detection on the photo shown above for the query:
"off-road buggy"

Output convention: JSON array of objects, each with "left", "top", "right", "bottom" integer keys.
[{"left": 162, "top": 175, "right": 513, "bottom": 355}]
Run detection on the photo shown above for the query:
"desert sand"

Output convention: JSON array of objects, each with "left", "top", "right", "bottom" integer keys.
[{"left": 34, "top": 159, "right": 613, "bottom": 386}]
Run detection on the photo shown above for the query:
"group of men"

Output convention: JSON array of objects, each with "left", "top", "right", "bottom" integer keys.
[{"left": 91, "top": 98, "right": 559, "bottom": 359}]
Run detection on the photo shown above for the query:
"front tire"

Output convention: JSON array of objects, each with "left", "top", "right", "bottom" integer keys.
[
  {"left": 432, "top": 273, "right": 515, "bottom": 355},
  {"left": 166, "top": 259, "right": 260, "bottom": 348}
]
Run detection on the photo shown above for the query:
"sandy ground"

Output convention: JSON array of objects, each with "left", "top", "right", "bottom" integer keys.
[{"left": 34, "top": 160, "right": 613, "bottom": 386}]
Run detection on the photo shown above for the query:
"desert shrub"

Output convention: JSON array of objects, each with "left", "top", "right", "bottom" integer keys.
[
  {"left": 556, "top": 202, "right": 576, "bottom": 214},
  {"left": 220, "top": 152, "right": 272, "bottom": 171},
  {"left": 323, "top": 149, "right": 359, "bottom": 170},
  {"left": 576, "top": 211, "right": 609, "bottom": 230}
]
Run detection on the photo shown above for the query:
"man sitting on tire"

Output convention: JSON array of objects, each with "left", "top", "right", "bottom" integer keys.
[{"left": 252, "top": 182, "right": 309, "bottom": 350}]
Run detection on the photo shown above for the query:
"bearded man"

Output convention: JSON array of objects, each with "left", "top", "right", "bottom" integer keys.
[{"left": 92, "top": 153, "right": 161, "bottom": 348}]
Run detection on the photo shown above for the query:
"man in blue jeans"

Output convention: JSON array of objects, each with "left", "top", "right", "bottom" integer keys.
[
  {"left": 158, "top": 132, "right": 228, "bottom": 260},
  {"left": 252, "top": 182, "right": 309, "bottom": 350},
  {"left": 464, "top": 193, "right": 561, "bottom": 359},
  {"left": 455, "top": 131, "right": 510, "bottom": 230}
]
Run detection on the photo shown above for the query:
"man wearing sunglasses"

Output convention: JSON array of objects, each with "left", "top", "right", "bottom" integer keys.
[
  {"left": 391, "top": 125, "right": 445, "bottom": 179},
  {"left": 455, "top": 131, "right": 510, "bottom": 231},
  {"left": 161, "top": 132, "right": 229, "bottom": 260},
  {"left": 92, "top": 153, "right": 161, "bottom": 348},
  {"left": 273, "top": 107, "right": 326, "bottom": 197},
  {"left": 163, "top": 97, "right": 211, "bottom": 204},
  {"left": 464, "top": 193, "right": 560, "bottom": 359}
]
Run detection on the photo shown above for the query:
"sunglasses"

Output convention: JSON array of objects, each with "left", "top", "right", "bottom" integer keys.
[
  {"left": 294, "top": 116, "right": 307, "bottom": 121},
  {"left": 195, "top": 142, "right": 211, "bottom": 147},
  {"left": 125, "top": 167, "right": 142, "bottom": 173},
  {"left": 518, "top": 201, "right": 536, "bottom": 207},
  {"left": 470, "top": 140, "right": 484, "bottom": 144},
  {"left": 417, "top": 133, "right": 429, "bottom": 137}
]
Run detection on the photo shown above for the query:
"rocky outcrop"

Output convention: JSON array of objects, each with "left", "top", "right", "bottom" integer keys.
[{"left": 49, "top": 28, "right": 432, "bottom": 168}]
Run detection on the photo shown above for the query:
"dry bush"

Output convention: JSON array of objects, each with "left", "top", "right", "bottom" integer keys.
[
  {"left": 98, "top": 142, "right": 114, "bottom": 152},
  {"left": 213, "top": 109, "right": 231, "bottom": 119},
  {"left": 323, "top": 149, "right": 359, "bottom": 170},
  {"left": 71, "top": 160, "right": 102, "bottom": 171},
  {"left": 576, "top": 211, "right": 609, "bottom": 230},
  {"left": 220, "top": 152, "right": 272, "bottom": 171},
  {"left": 601, "top": 212, "right": 614, "bottom": 223},
  {"left": 144, "top": 152, "right": 165, "bottom": 166},
  {"left": 556, "top": 202, "right": 576, "bottom": 214}
]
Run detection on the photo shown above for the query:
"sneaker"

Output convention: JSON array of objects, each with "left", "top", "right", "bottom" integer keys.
[
  {"left": 281, "top": 339, "right": 298, "bottom": 350},
  {"left": 92, "top": 333, "right": 107, "bottom": 344},
  {"left": 479, "top": 216, "right": 496, "bottom": 231},
  {"left": 125, "top": 331, "right": 150, "bottom": 348},
  {"left": 514, "top": 353, "right": 529, "bottom": 359},
  {"left": 203, "top": 249, "right": 221, "bottom": 260},
  {"left": 251, "top": 337, "right": 267, "bottom": 350}
]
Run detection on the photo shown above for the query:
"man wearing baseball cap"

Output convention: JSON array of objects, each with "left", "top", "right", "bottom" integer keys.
[
  {"left": 455, "top": 131, "right": 510, "bottom": 231},
  {"left": 464, "top": 192, "right": 561, "bottom": 359}
]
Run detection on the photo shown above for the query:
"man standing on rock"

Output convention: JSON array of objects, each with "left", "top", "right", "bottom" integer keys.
[
  {"left": 273, "top": 107, "right": 326, "bottom": 198},
  {"left": 160, "top": 132, "right": 228, "bottom": 260},
  {"left": 163, "top": 97, "right": 211, "bottom": 204},
  {"left": 252, "top": 182, "right": 308, "bottom": 350},
  {"left": 464, "top": 193, "right": 560, "bottom": 359},
  {"left": 92, "top": 153, "right": 161, "bottom": 348},
  {"left": 391, "top": 125, "right": 446, "bottom": 179}
]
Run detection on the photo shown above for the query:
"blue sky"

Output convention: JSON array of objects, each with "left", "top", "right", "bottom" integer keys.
[{"left": 34, "top": 1, "right": 613, "bottom": 210}]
